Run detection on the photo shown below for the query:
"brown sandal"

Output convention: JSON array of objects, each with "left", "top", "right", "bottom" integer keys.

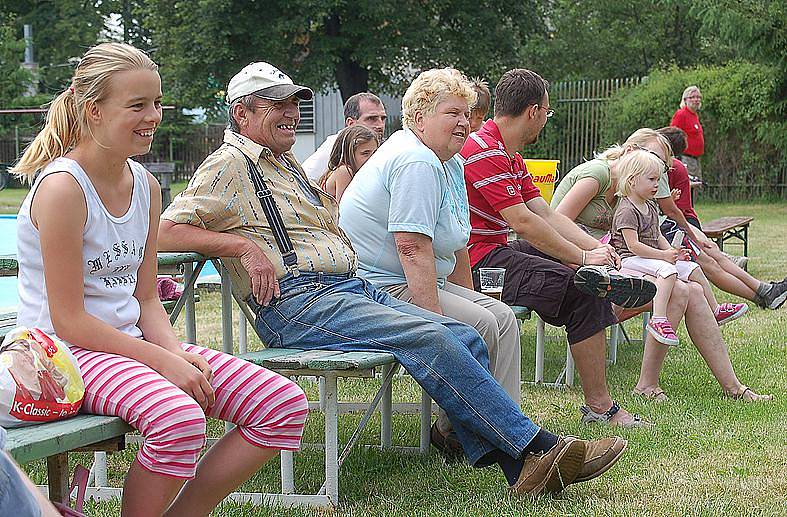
[
  {"left": 725, "top": 385, "right": 773, "bottom": 402},
  {"left": 632, "top": 387, "right": 668, "bottom": 403}
]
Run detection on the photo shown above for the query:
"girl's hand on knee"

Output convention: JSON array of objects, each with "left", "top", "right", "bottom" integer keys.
[
  {"left": 160, "top": 352, "right": 216, "bottom": 410},
  {"left": 178, "top": 350, "right": 214, "bottom": 383}
]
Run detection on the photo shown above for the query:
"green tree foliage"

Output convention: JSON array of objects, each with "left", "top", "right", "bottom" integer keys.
[
  {"left": 603, "top": 63, "right": 785, "bottom": 197},
  {"left": 0, "top": 0, "right": 106, "bottom": 94},
  {"left": 142, "top": 0, "right": 541, "bottom": 111},
  {"left": 694, "top": 0, "right": 785, "bottom": 72},
  {"left": 104, "top": 0, "right": 154, "bottom": 51},
  {"left": 0, "top": 15, "right": 31, "bottom": 104},
  {"left": 523, "top": 0, "right": 731, "bottom": 81}
]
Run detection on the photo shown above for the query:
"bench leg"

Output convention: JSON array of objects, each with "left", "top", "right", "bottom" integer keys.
[
  {"left": 744, "top": 225, "right": 749, "bottom": 257},
  {"left": 318, "top": 377, "right": 326, "bottom": 412},
  {"left": 47, "top": 453, "right": 70, "bottom": 504},
  {"left": 93, "top": 451, "right": 108, "bottom": 487},
  {"left": 184, "top": 261, "right": 197, "bottom": 344},
  {"left": 238, "top": 309, "right": 248, "bottom": 355},
  {"left": 565, "top": 343, "right": 575, "bottom": 387},
  {"left": 535, "top": 316, "right": 546, "bottom": 383},
  {"left": 323, "top": 374, "right": 339, "bottom": 505},
  {"left": 420, "top": 389, "right": 432, "bottom": 454},
  {"left": 608, "top": 324, "right": 619, "bottom": 365},
  {"left": 219, "top": 263, "right": 235, "bottom": 434},
  {"left": 380, "top": 363, "right": 393, "bottom": 448},
  {"left": 280, "top": 451, "right": 294, "bottom": 494}
]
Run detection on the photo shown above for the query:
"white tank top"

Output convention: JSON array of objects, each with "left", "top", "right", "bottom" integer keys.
[{"left": 16, "top": 157, "right": 151, "bottom": 339}]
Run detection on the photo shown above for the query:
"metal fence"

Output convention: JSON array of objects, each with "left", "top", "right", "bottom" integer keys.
[{"left": 544, "top": 77, "right": 641, "bottom": 172}]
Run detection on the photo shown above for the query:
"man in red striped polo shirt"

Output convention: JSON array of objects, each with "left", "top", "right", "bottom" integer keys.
[{"left": 461, "top": 69, "right": 656, "bottom": 427}]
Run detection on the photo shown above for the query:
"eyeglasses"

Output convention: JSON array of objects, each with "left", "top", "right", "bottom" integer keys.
[
  {"left": 630, "top": 143, "right": 671, "bottom": 174},
  {"left": 534, "top": 104, "right": 554, "bottom": 118},
  {"left": 685, "top": 96, "right": 702, "bottom": 100}
]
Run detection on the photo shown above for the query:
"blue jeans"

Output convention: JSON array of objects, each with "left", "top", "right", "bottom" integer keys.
[{"left": 252, "top": 272, "right": 540, "bottom": 465}]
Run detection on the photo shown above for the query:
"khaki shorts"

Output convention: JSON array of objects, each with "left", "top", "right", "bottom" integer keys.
[{"left": 681, "top": 154, "right": 702, "bottom": 181}]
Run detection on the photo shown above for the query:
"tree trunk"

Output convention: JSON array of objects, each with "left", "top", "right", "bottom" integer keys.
[
  {"left": 325, "top": 12, "right": 369, "bottom": 102},
  {"left": 336, "top": 60, "right": 369, "bottom": 103}
]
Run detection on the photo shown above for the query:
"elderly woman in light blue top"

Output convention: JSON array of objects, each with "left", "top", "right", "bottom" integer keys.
[{"left": 340, "top": 68, "right": 521, "bottom": 455}]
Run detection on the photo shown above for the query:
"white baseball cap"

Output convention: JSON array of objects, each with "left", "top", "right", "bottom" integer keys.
[{"left": 226, "top": 62, "right": 313, "bottom": 104}]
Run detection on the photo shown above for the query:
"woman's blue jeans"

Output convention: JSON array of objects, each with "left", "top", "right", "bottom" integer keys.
[{"left": 252, "top": 272, "right": 540, "bottom": 465}]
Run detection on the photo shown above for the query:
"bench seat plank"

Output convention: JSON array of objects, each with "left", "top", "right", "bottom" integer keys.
[
  {"left": 6, "top": 415, "right": 132, "bottom": 464},
  {"left": 0, "top": 254, "right": 18, "bottom": 277},
  {"left": 238, "top": 348, "right": 307, "bottom": 364},
  {"left": 239, "top": 348, "right": 396, "bottom": 372},
  {"left": 702, "top": 216, "right": 753, "bottom": 237},
  {"left": 261, "top": 350, "right": 348, "bottom": 369},
  {"left": 306, "top": 351, "right": 396, "bottom": 370},
  {"left": 510, "top": 305, "right": 532, "bottom": 320},
  {"left": 155, "top": 252, "right": 208, "bottom": 267},
  {"left": 0, "top": 312, "right": 16, "bottom": 340}
]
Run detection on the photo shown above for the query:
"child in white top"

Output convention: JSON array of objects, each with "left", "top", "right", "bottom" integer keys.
[
  {"left": 609, "top": 150, "right": 747, "bottom": 345},
  {"left": 318, "top": 125, "right": 378, "bottom": 201}
]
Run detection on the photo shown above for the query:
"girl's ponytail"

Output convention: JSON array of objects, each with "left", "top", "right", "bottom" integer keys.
[
  {"left": 11, "top": 89, "right": 81, "bottom": 182},
  {"left": 9, "top": 42, "right": 157, "bottom": 183}
]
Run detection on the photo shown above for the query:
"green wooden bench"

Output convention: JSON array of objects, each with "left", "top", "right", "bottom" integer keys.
[
  {"left": 0, "top": 252, "right": 209, "bottom": 506},
  {"left": 510, "top": 305, "right": 574, "bottom": 386},
  {"left": 5, "top": 416, "right": 132, "bottom": 504},
  {"left": 230, "top": 285, "right": 430, "bottom": 507}
]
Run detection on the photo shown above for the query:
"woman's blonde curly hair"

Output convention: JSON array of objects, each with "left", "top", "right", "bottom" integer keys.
[{"left": 402, "top": 68, "right": 476, "bottom": 131}]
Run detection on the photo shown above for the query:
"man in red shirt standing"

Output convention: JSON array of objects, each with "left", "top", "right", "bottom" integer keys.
[
  {"left": 461, "top": 69, "right": 656, "bottom": 427},
  {"left": 670, "top": 86, "right": 704, "bottom": 183}
]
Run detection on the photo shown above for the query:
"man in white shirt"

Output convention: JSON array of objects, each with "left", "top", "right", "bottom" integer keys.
[{"left": 303, "top": 92, "right": 387, "bottom": 181}]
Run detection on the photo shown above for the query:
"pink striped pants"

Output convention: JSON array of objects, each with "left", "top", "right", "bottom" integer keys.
[{"left": 70, "top": 343, "right": 308, "bottom": 479}]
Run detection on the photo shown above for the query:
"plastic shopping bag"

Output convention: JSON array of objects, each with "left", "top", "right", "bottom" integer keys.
[{"left": 0, "top": 327, "right": 84, "bottom": 427}]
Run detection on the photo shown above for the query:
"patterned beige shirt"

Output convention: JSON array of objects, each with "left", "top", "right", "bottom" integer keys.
[{"left": 163, "top": 130, "right": 357, "bottom": 300}]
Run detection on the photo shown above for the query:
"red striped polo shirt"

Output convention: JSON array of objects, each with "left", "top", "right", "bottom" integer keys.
[{"left": 460, "top": 119, "right": 542, "bottom": 266}]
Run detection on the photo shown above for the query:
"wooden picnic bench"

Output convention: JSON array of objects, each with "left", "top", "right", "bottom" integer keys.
[
  {"left": 702, "top": 216, "right": 754, "bottom": 257},
  {"left": 5, "top": 416, "right": 132, "bottom": 504},
  {"left": 0, "top": 252, "right": 207, "bottom": 506},
  {"left": 1, "top": 314, "right": 131, "bottom": 506}
]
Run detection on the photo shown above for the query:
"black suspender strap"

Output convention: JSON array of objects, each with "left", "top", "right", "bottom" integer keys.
[{"left": 226, "top": 143, "right": 300, "bottom": 277}]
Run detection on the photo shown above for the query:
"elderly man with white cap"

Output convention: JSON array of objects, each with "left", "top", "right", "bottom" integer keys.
[{"left": 159, "top": 62, "right": 628, "bottom": 498}]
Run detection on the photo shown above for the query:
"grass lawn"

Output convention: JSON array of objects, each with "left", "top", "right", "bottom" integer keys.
[{"left": 12, "top": 198, "right": 787, "bottom": 516}]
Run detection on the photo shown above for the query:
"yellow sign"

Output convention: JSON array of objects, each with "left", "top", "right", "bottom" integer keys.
[{"left": 524, "top": 159, "right": 560, "bottom": 203}]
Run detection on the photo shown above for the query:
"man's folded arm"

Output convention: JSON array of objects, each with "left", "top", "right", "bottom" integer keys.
[{"left": 158, "top": 219, "right": 249, "bottom": 258}]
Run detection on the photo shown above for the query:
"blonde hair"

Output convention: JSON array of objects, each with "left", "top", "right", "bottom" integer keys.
[
  {"left": 470, "top": 77, "right": 491, "bottom": 115},
  {"left": 616, "top": 150, "right": 665, "bottom": 197},
  {"left": 11, "top": 42, "right": 158, "bottom": 182},
  {"left": 596, "top": 128, "right": 673, "bottom": 164},
  {"left": 679, "top": 85, "right": 701, "bottom": 109},
  {"left": 401, "top": 68, "right": 476, "bottom": 131}
]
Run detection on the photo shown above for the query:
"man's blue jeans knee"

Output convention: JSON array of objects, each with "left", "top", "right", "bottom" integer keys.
[{"left": 252, "top": 273, "right": 540, "bottom": 464}]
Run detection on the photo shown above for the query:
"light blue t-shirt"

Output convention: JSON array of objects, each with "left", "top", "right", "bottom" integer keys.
[{"left": 339, "top": 129, "right": 470, "bottom": 288}]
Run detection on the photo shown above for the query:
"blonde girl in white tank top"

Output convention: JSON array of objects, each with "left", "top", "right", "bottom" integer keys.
[{"left": 11, "top": 43, "right": 308, "bottom": 515}]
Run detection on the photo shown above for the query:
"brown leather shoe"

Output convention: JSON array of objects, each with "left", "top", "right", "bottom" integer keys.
[
  {"left": 574, "top": 436, "right": 628, "bottom": 483},
  {"left": 430, "top": 422, "right": 464, "bottom": 461},
  {"left": 511, "top": 436, "right": 585, "bottom": 496}
]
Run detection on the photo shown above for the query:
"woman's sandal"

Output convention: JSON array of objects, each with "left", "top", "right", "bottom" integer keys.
[
  {"left": 580, "top": 401, "right": 653, "bottom": 428},
  {"left": 631, "top": 387, "right": 668, "bottom": 403},
  {"left": 725, "top": 385, "right": 773, "bottom": 402}
]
